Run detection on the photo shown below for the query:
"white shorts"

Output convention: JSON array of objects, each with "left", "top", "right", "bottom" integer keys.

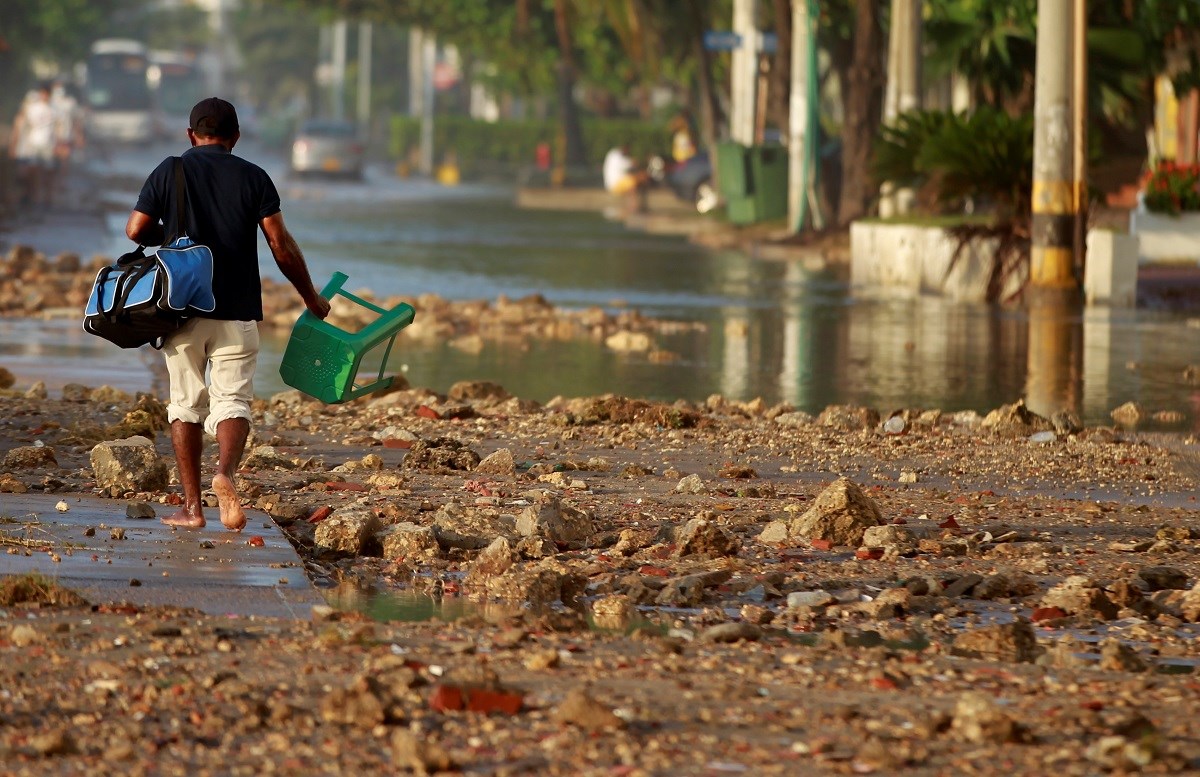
[{"left": 163, "top": 318, "right": 259, "bottom": 437}]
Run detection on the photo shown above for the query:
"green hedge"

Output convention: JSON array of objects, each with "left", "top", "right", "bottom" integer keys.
[{"left": 389, "top": 115, "right": 667, "bottom": 179}]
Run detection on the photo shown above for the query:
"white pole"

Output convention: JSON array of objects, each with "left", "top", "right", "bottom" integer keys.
[
  {"left": 731, "top": 0, "right": 759, "bottom": 145},
  {"left": 787, "top": 0, "right": 810, "bottom": 232},
  {"left": 357, "top": 22, "right": 372, "bottom": 129},
  {"left": 408, "top": 28, "right": 423, "bottom": 117},
  {"left": 331, "top": 19, "right": 347, "bottom": 121},
  {"left": 420, "top": 33, "right": 436, "bottom": 176}
]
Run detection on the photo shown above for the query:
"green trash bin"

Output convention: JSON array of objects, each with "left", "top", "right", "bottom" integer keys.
[{"left": 717, "top": 142, "right": 789, "bottom": 225}]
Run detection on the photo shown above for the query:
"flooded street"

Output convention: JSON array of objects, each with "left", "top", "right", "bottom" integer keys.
[{"left": 3, "top": 140, "right": 1200, "bottom": 427}]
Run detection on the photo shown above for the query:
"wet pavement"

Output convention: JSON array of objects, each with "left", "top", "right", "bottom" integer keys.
[{"left": 0, "top": 493, "right": 322, "bottom": 619}]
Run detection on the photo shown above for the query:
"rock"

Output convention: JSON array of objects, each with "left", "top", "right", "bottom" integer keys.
[
  {"left": 242, "top": 446, "right": 297, "bottom": 470},
  {"left": 24, "top": 381, "right": 47, "bottom": 400},
  {"left": 1050, "top": 410, "right": 1083, "bottom": 435},
  {"left": 773, "top": 411, "right": 813, "bottom": 428},
  {"left": 1110, "top": 401, "right": 1145, "bottom": 427},
  {"left": 882, "top": 415, "right": 907, "bottom": 435},
  {"left": 952, "top": 692, "right": 1025, "bottom": 744},
  {"left": 447, "top": 380, "right": 510, "bottom": 402},
  {"left": 1098, "top": 637, "right": 1147, "bottom": 672},
  {"left": 789, "top": 478, "right": 884, "bottom": 547},
  {"left": 1180, "top": 583, "right": 1200, "bottom": 622},
  {"left": 0, "top": 366, "right": 13, "bottom": 389},
  {"left": 10, "top": 624, "right": 41, "bottom": 647},
  {"left": 981, "top": 400, "right": 1051, "bottom": 438},
  {"left": 951, "top": 618, "right": 1040, "bottom": 663},
  {"left": 591, "top": 594, "right": 636, "bottom": 631},
  {"left": 701, "top": 622, "right": 762, "bottom": 643},
  {"left": 89, "top": 436, "right": 169, "bottom": 492},
  {"left": 61, "top": 383, "right": 91, "bottom": 402},
  {"left": 475, "top": 448, "right": 517, "bottom": 476},
  {"left": 390, "top": 730, "right": 454, "bottom": 775},
  {"left": 484, "top": 568, "right": 564, "bottom": 605},
  {"left": 674, "top": 473, "right": 706, "bottom": 494},
  {"left": 656, "top": 571, "right": 730, "bottom": 607},
  {"left": 320, "top": 674, "right": 388, "bottom": 727},
  {"left": 464, "top": 536, "right": 517, "bottom": 583},
  {"left": 1041, "top": 576, "right": 1119, "bottom": 620},
  {"left": 673, "top": 518, "right": 740, "bottom": 558},
  {"left": 1157, "top": 525, "right": 1195, "bottom": 541},
  {"left": 787, "top": 590, "right": 835, "bottom": 610},
  {"left": 515, "top": 497, "right": 593, "bottom": 547},
  {"left": 1039, "top": 635, "right": 1091, "bottom": 670},
  {"left": 817, "top": 404, "right": 880, "bottom": 430},
  {"left": 1086, "top": 735, "right": 1159, "bottom": 771},
  {"left": 89, "top": 385, "right": 131, "bottom": 404},
  {"left": 973, "top": 570, "right": 1038, "bottom": 600},
  {"left": 757, "top": 520, "right": 791, "bottom": 545},
  {"left": 1137, "top": 565, "right": 1188, "bottom": 591},
  {"left": 378, "top": 522, "right": 440, "bottom": 562},
  {"left": 860, "top": 524, "right": 916, "bottom": 554},
  {"left": 314, "top": 507, "right": 382, "bottom": 554},
  {"left": 431, "top": 504, "right": 510, "bottom": 551},
  {"left": 29, "top": 728, "right": 76, "bottom": 756},
  {"left": 125, "top": 502, "right": 155, "bottom": 520},
  {"left": 2, "top": 445, "right": 57, "bottom": 469},
  {"left": 402, "top": 437, "right": 481, "bottom": 472},
  {"left": 604, "top": 330, "right": 652, "bottom": 352},
  {"left": 551, "top": 687, "right": 625, "bottom": 730},
  {"left": 941, "top": 573, "right": 984, "bottom": 598},
  {"left": 0, "top": 474, "right": 29, "bottom": 493}
]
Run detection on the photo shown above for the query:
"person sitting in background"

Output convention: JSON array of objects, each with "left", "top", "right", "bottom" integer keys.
[
  {"left": 603, "top": 144, "right": 648, "bottom": 215},
  {"left": 668, "top": 112, "right": 698, "bottom": 164}
]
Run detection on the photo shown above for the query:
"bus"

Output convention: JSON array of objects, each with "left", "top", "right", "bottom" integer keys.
[
  {"left": 149, "top": 51, "right": 207, "bottom": 136},
  {"left": 83, "top": 39, "right": 155, "bottom": 143}
]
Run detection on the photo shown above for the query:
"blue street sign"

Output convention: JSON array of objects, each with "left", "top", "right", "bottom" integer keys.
[
  {"left": 704, "top": 30, "right": 779, "bottom": 54},
  {"left": 704, "top": 30, "right": 742, "bottom": 51}
]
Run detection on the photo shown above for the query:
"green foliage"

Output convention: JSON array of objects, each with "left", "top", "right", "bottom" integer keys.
[
  {"left": 389, "top": 115, "right": 666, "bottom": 177},
  {"left": 1142, "top": 161, "right": 1200, "bottom": 215},
  {"left": 874, "top": 108, "right": 1033, "bottom": 218}
]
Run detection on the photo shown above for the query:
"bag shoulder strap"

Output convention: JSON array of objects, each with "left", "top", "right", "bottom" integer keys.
[{"left": 167, "top": 156, "right": 188, "bottom": 244}]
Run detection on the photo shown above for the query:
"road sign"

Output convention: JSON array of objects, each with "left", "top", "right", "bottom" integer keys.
[
  {"left": 704, "top": 30, "right": 742, "bottom": 51},
  {"left": 704, "top": 30, "right": 779, "bottom": 54}
]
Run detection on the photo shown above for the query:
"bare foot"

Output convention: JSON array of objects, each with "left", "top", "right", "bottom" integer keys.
[
  {"left": 162, "top": 509, "right": 205, "bottom": 529},
  {"left": 213, "top": 473, "right": 246, "bottom": 532}
]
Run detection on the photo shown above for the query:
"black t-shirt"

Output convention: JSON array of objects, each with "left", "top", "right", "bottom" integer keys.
[{"left": 134, "top": 144, "right": 281, "bottom": 321}]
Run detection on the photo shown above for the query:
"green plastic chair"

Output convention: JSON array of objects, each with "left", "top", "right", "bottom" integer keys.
[{"left": 278, "top": 272, "right": 416, "bottom": 404}]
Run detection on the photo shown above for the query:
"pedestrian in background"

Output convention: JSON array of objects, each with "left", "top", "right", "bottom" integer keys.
[{"left": 7, "top": 84, "right": 57, "bottom": 212}]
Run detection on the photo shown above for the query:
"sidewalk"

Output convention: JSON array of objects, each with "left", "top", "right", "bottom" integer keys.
[{"left": 2, "top": 493, "right": 323, "bottom": 619}]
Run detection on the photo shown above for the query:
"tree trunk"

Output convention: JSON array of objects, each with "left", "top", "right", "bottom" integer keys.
[
  {"left": 836, "top": 0, "right": 885, "bottom": 225},
  {"left": 687, "top": 0, "right": 721, "bottom": 155},
  {"left": 553, "top": 0, "right": 587, "bottom": 172},
  {"left": 769, "top": 0, "right": 793, "bottom": 138}
]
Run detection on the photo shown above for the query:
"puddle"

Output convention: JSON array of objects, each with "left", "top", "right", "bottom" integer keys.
[{"left": 325, "top": 585, "right": 667, "bottom": 634}]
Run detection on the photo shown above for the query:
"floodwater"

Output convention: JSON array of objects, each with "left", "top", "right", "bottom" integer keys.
[{"left": 4, "top": 145, "right": 1200, "bottom": 427}]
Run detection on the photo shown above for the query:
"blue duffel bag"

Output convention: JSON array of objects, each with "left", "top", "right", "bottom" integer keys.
[{"left": 82, "top": 238, "right": 216, "bottom": 350}]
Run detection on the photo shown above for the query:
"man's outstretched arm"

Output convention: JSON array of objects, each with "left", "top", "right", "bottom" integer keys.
[{"left": 260, "top": 212, "right": 331, "bottom": 319}]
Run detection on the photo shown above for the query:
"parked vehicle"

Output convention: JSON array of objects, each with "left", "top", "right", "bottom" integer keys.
[
  {"left": 648, "top": 151, "right": 718, "bottom": 214},
  {"left": 289, "top": 119, "right": 364, "bottom": 180},
  {"left": 148, "top": 51, "right": 206, "bottom": 137},
  {"left": 83, "top": 39, "right": 155, "bottom": 144}
]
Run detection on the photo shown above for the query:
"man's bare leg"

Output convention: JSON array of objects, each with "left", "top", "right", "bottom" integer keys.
[
  {"left": 213, "top": 417, "right": 249, "bottom": 531},
  {"left": 163, "top": 420, "right": 205, "bottom": 528}
]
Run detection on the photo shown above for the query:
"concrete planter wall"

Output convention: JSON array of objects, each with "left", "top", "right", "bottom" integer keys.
[
  {"left": 849, "top": 221, "right": 1018, "bottom": 302},
  {"left": 1129, "top": 209, "right": 1200, "bottom": 263}
]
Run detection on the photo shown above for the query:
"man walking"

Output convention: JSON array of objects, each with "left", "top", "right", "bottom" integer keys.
[{"left": 125, "top": 97, "right": 330, "bottom": 531}]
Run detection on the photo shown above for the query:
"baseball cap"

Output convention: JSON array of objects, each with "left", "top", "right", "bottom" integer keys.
[{"left": 189, "top": 97, "right": 239, "bottom": 138}]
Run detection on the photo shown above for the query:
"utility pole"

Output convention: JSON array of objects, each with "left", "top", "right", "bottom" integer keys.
[
  {"left": 357, "top": 22, "right": 372, "bottom": 131},
  {"left": 331, "top": 19, "right": 347, "bottom": 121},
  {"left": 880, "top": 0, "right": 922, "bottom": 216},
  {"left": 787, "top": 0, "right": 812, "bottom": 232},
  {"left": 730, "top": 0, "right": 759, "bottom": 145},
  {"left": 1071, "top": 0, "right": 1087, "bottom": 278},
  {"left": 1030, "top": 0, "right": 1078, "bottom": 300},
  {"left": 420, "top": 32, "right": 436, "bottom": 177}
]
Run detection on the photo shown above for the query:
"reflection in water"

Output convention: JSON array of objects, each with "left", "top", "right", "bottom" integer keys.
[{"left": 5, "top": 194, "right": 1200, "bottom": 426}]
